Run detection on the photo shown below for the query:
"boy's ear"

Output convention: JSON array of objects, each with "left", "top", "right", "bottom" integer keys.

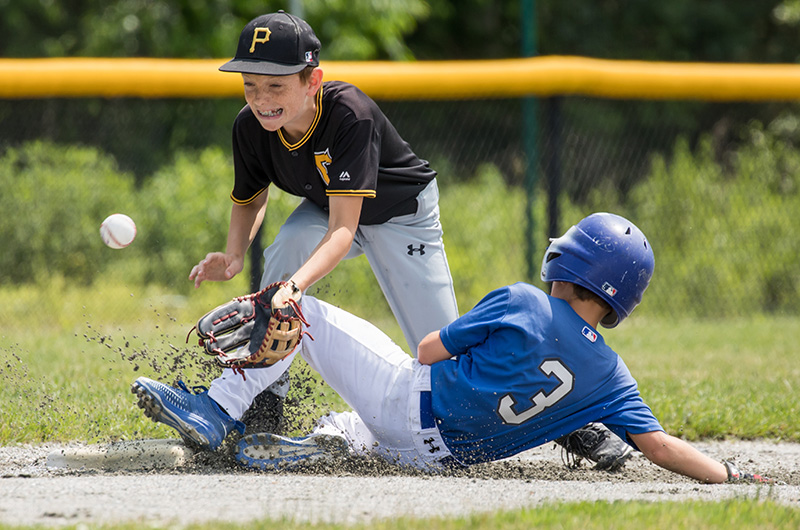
[{"left": 307, "top": 68, "right": 324, "bottom": 92}]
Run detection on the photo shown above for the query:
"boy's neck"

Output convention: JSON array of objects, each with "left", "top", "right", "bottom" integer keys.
[
  {"left": 281, "top": 84, "right": 321, "bottom": 143},
  {"left": 550, "top": 281, "right": 607, "bottom": 329},
  {"left": 281, "top": 102, "right": 317, "bottom": 143},
  {"left": 566, "top": 298, "right": 605, "bottom": 329}
]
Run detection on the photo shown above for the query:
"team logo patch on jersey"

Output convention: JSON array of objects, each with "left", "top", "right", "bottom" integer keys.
[
  {"left": 314, "top": 149, "right": 332, "bottom": 185},
  {"left": 581, "top": 326, "right": 598, "bottom": 343},
  {"left": 602, "top": 282, "right": 618, "bottom": 297}
]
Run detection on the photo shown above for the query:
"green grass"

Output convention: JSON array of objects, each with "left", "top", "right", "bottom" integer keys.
[
  {"left": 0, "top": 500, "right": 797, "bottom": 530},
  {"left": 1, "top": 280, "right": 798, "bottom": 444},
  {"left": 610, "top": 315, "right": 800, "bottom": 441}
]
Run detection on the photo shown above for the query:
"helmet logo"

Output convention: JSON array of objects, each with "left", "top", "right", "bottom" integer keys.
[
  {"left": 602, "top": 282, "right": 618, "bottom": 297},
  {"left": 581, "top": 326, "right": 598, "bottom": 343}
]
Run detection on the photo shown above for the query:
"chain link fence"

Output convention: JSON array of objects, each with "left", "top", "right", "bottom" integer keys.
[{"left": 1, "top": 93, "right": 798, "bottom": 320}]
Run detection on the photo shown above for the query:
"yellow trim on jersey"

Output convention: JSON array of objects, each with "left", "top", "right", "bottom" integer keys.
[
  {"left": 230, "top": 187, "right": 267, "bottom": 205},
  {"left": 327, "top": 189, "right": 377, "bottom": 198},
  {"left": 278, "top": 86, "right": 323, "bottom": 150}
]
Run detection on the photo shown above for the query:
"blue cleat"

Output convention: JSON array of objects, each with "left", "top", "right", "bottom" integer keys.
[
  {"left": 131, "top": 377, "right": 244, "bottom": 450},
  {"left": 235, "top": 432, "right": 348, "bottom": 471}
]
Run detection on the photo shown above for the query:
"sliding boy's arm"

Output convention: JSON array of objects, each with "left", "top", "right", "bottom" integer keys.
[
  {"left": 630, "top": 430, "right": 727, "bottom": 483},
  {"left": 417, "top": 331, "right": 453, "bottom": 365}
]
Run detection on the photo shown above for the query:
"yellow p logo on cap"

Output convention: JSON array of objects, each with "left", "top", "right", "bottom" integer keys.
[{"left": 249, "top": 27, "right": 272, "bottom": 53}]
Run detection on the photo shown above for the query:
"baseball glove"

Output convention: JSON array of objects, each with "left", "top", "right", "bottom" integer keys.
[{"left": 193, "top": 281, "right": 310, "bottom": 371}]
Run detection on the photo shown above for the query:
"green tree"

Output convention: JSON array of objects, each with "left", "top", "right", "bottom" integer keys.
[
  {"left": 0, "top": 0, "right": 429, "bottom": 60},
  {"left": 408, "top": 0, "right": 798, "bottom": 63}
]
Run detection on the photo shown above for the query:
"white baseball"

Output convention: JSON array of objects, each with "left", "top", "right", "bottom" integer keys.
[{"left": 100, "top": 213, "right": 137, "bottom": 249}]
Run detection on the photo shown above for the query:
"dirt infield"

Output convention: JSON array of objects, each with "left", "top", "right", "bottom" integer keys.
[{"left": 1, "top": 439, "right": 799, "bottom": 526}]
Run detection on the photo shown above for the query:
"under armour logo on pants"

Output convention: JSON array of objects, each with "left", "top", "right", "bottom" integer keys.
[
  {"left": 407, "top": 244, "right": 425, "bottom": 256},
  {"left": 424, "top": 437, "right": 440, "bottom": 453}
]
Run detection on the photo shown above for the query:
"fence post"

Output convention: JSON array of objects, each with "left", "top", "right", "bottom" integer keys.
[
  {"left": 521, "top": 0, "right": 538, "bottom": 281},
  {"left": 546, "top": 97, "right": 562, "bottom": 239}
]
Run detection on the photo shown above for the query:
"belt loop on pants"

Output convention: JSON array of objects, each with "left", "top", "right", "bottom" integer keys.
[{"left": 419, "top": 390, "right": 436, "bottom": 429}]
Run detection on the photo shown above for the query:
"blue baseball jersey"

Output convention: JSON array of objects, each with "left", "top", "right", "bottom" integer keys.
[{"left": 432, "top": 282, "right": 663, "bottom": 465}]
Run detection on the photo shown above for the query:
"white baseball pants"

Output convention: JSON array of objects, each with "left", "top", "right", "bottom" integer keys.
[{"left": 211, "top": 296, "right": 453, "bottom": 470}]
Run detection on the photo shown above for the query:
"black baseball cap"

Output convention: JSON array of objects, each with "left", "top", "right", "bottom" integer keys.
[{"left": 219, "top": 11, "right": 320, "bottom": 76}]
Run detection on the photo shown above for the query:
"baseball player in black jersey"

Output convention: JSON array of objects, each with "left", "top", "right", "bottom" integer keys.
[
  {"left": 131, "top": 11, "right": 632, "bottom": 470},
  {"left": 132, "top": 11, "right": 460, "bottom": 443}
]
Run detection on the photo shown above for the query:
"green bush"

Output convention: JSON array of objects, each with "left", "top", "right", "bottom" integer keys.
[
  {"left": 5, "top": 131, "right": 799, "bottom": 319},
  {"left": 626, "top": 129, "right": 800, "bottom": 317},
  {"left": 0, "top": 141, "right": 138, "bottom": 285},
  {"left": 135, "top": 148, "right": 235, "bottom": 289},
  {"left": 0, "top": 142, "right": 304, "bottom": 292},
  {"left": 440, "top": 164, "right": 535, "bottom": 311}
]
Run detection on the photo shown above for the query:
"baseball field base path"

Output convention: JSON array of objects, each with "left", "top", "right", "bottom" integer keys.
[
  {"left": 0, "top": 440, "right": 794, "bottom": 527},
  {"left": 46, "top": 438, "right": 194, "bottom": 471}
]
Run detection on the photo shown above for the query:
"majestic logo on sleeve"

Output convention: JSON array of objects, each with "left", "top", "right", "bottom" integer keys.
[
  {"left": 249, "top": 27, "right": 272, "bottom": 53},
  {"left": 314, "top": 149, "right": 332, "bottom": 185}
]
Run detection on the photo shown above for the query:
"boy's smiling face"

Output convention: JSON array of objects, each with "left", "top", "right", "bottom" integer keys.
[{"left": 242, "top": 70, "right": 321, "bottom": 137}]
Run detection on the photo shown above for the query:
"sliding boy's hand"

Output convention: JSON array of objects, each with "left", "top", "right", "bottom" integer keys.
[{"left": 723, "top": 460, "right": 775, "bottom": 484}]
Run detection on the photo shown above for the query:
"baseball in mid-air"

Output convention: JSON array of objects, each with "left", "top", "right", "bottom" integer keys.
[{"left": 100, "top": 213, "right": 137, "bottom": 249}]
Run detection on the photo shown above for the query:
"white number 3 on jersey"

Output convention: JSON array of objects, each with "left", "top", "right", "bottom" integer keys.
[{"left": 497, "top": 359, "right": 574, "bottom": 425}]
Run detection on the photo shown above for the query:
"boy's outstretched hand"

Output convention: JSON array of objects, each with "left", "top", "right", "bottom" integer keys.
[{"left": 189, "top": 252, "right": 244, "bottom": 288}]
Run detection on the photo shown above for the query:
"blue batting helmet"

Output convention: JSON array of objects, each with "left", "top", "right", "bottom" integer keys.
[{"left": 540, "top": 212, "right": 655, "bottom": 328}]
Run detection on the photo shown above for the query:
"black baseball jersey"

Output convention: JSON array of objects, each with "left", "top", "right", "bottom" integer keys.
[{"left": 230, "top": 81, "right": 436, "bottom": 225}]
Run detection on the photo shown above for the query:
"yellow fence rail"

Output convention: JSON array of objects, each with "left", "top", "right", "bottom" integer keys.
[{"left": 3, "top": 56, "right": 800, "bottom": 101}]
